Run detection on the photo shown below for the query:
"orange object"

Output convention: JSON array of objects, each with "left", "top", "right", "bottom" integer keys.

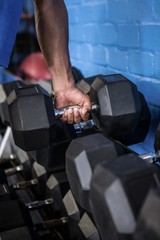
[{"left": 18, "top": 52, "right": 51, "bottom": 81}]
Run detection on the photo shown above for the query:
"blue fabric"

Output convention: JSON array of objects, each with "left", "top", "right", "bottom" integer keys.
[{"left": 0, "top": 0, "right": 23, "bottom": 67}]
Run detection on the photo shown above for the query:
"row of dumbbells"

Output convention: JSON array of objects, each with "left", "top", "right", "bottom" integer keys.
[
  {"left": 0, "top": 118, "right": 79, "bottom": 239},
  {"left": 0, "top": 72, "right": 160, "bottom": 239},
  {"left": 0, "top": 131, "right": 160, "bottom": 240}
]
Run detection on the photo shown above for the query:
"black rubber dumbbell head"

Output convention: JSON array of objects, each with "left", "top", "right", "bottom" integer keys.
[
  {"left": 66, "top": 133, "right": 125, "bottom": 212},
  {"left": 7, "top": 84, "right": 57, "bottom": 151},
  {"left": 90, "top": 74, "right": 141, "bottom": 141},
  {"left": 90, "top": 153, "right": 160, "bottom": 240}
]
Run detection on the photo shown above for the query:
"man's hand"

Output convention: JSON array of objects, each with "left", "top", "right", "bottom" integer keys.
[{"left": 55, "top": 86, "right": 91, "bottom": 124}]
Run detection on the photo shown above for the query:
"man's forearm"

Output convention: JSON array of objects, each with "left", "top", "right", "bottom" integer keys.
[{"left": 33, "top": 0, "right": 74, "bottom": 92}]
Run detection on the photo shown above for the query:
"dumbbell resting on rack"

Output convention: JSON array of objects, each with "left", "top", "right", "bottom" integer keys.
[
  {"left": 0, "top": 80, "right": 26, "bottom": 126},
  {"left": 7, "top": 83, "right": 97, "bottom": 151},
  {"left": 0, "top": 129, "right": 34, "bottom": 180},
  {"left": 65, "top": 133, "right": 160, "bottom": 240},
  {"left": 8, "top": 75, "right": 150, "bottom": 151},
  {"left": 7, "top": 74, "right": 150, "bottom": 153},
  {"left": 134, "top": 188, "right": 160, "bottom": 240}
]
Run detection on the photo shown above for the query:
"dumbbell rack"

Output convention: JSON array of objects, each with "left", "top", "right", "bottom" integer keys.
[
  {"left": 0, "top": 121, "right": 104, "bottom": 240},
  {"left": 0, "top": 75, "right": 160, "bottom": 240},
  {"left": 1, "top": 127, "right": 160, "bottom": 240},
  {"left": 0, "top": 127, "right": 70, "bottom": 239}
]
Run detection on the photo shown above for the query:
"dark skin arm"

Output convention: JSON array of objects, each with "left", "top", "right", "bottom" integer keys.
[{"left": 33, "top": 0, "right": 91, "bottom": 123}]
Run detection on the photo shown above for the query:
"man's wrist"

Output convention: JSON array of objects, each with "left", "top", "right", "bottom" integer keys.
[
  {"left": 54, "top": 83, "right": 76, "bottom": 95},
  {"left": 51, "top": 70, "right": 75, "bottom": 93}
]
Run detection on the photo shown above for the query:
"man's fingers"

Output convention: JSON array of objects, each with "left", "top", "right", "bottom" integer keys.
[
  {"left": 59, "top": 94, "right": 91, "bottom": 124},
  {"left": 67, "top": 108, "right": 74, "bottom": 124},
  {"left": 60, "top": 110, "right": 68, "bottom": 122},
  {"left": 73, "top": 108, "right": 81, "bottom": 123},
  {"left": 79, "top": 108, "right": 90, "bottom": 122},
  {"left": 79, "top": 98, "right": 91, "bottom": 121},
  {"left": 61, "top": 107, "right": 89, "bottom": 124}
]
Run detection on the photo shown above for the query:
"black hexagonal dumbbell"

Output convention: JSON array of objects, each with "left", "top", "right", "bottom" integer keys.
[
  {"left": 66, "top": 132, "right": 160, "bottom": 240},
  {"left": 77, "top": 74, "right": 151, "bottom": 146},
  {"left": 0, "top": 124, "right": 34, "bottom": 180},
  {"left": 66, "top": 133, "right": 126, "bottom": 213},
  {"left": 65, "top": 133, "right": 127, "bottom": 240},
  {"left": 30, "top": 162, "right": 81, "bottom": 239},
  {"left": 0, "top": 168, "right": 70, "bottom": 239},
  {"left": 0, "top": 80, "right": 26, "bottom": 126},
  {"left": 7, "top": 74, "right": 150, "bottom": 153},
  {"left": 60, "top": 189, "right": 81, "bottom": 239},
  {"left": 134, "top": 188, "right": 160, "bottom": 240},
  {"left": 7, "top": 84, "right": 78, "bottom": 151},
  {"left": 89, "top": 74, "right": 151, "bottom": 145},
  {"left": 25, "top": 133, "right": 125, "bottom": 240},
  {"left": 31, "top": 161, "right": 70, "bottom": 211},
  {"left": 89, "top": 153, "right": 160, "bottom": 240},
  {"left": 154, "top": 121, "right": 160, "bottom": 153}
]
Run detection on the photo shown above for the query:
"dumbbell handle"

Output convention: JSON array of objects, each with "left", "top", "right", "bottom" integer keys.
[
  {"left": 54, "top": 103, "right": 98, "bottom": 117},
  {"left": 26, "top": 198, "right": 53, "bottom": 210},
  {"left": 114, "top": 138, "right": 160, "bottom": 165},
  {"left": 4, "top": 165, "right": 23, "bottom": 176},
  {"left": 12, "top": 178, "right": 38, "bottom": 189},
  {"left": 139, "top": 152, "right": 160, "bottom": 164},
  {"left": 34, "top": 217, "right": 68, "bottom": 230}
]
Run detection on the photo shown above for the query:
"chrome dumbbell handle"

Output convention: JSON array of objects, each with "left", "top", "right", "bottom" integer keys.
[
  {"left": 12, "top": 178, "right": 38, "bottom": 190},
  {"left": 5, "top": 165, "right": 23, "bottom": 176},
  {"left": 25, "top": 198, "right": 53, "bottom": 210},
  {"left": 54, "top": 103, "right": 98, "bottom": 117},
  {"left": 139, "top": 152, "right": 160, "bottom": 165}
]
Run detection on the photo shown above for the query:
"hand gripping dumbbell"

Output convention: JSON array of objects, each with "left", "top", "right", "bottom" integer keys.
[
  {"left": 7, "top": 83, "right": 80, "bottom": 151},
  {"left": 34, "top": 75, "right": 150, "bottom": 171},
  {"left": 7, "top": 74, "right": 150, "bottom": 152}
]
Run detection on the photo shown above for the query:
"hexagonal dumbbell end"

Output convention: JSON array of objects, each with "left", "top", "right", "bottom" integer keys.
[
  {"left": 154, "top": 122, "right": 160, "bottom": 152},
  {"left": 121, "top": 92, "right": 151, "bottom": 146},
  {"left": 7, "top": 84, "right": 57, "bottom": 151},
  {"left": 66, "top": 133, "right": 125, "bottom": 212},
  {"left": 0, "top": 80, "right": 26, "bottom": 126},
  {"left": 134, "top": 188, "right": 160, "bottom": 240},
  {"left": 90, "top": 74, "right": 141, "bottom": 141},
  {"left": 90, "top": 154, "right": 160, "bottom": 240}
]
